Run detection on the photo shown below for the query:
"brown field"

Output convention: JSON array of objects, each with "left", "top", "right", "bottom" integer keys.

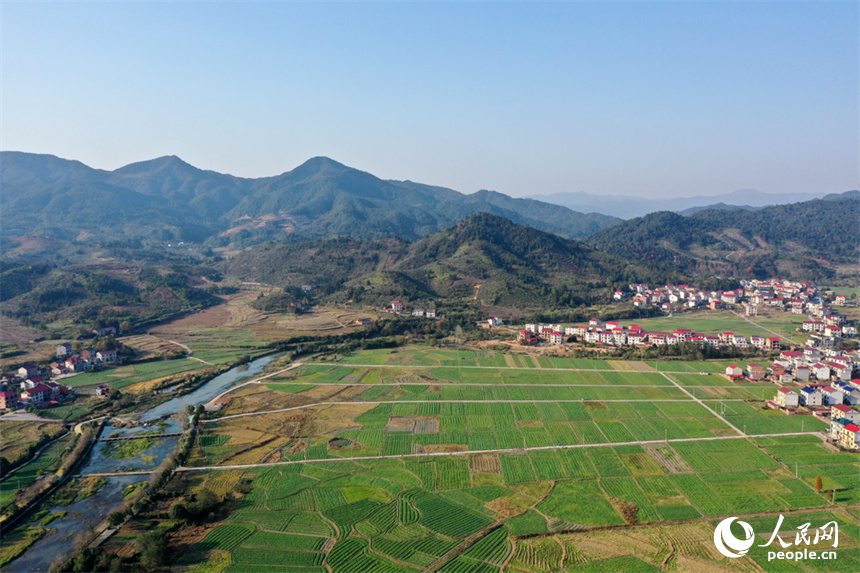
[
  {"left": 149, "top": 292, "right": 377, "bottom": 342},
  {"left": 0, "top": 421, "right": 66, "bottom": 463}
]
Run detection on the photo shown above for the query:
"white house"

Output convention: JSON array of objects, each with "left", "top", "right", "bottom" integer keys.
[
  {"left": 799, "top": 386, "right": 823, "bottom": 408},
  {"left": 725, "top": 364, "right": 743, "bottom": 378},
  {"left": 775, "top": 387, "right": 799, "bottom": 408}
]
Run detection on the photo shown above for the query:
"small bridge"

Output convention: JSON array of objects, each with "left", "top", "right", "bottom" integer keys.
[{"left": 100, "top": 432, "right": 181, "bottom": 442}]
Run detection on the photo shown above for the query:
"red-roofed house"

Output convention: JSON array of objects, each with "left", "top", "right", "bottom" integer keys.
[
  {"left": 21, "top": 384, "right": 52, "bottom": 404},
  {"left": 549, "top": 331, "right": 564, "bottom": 345},
  {"left": 725, "top": 365, "right": 742, "bottom": 378},
  {"left": 391, "top": 302, "right": 403, "bottom": 313},
  {"left": 840, "top": 424, "right": 859, "bottom": 450},
  {"left": 775, "top": 387, "right": 799, "bottom": 409},
  {"left": 766, "top": 338, "right": 782, "bottom": 351},
  {"left": 747, "top": 363, "right": 765, "bottom": 380},
  {"left": 832, "top": 404, "right": 860, "bottom": 423}
]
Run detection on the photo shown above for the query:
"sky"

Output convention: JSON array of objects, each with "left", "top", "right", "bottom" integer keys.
[{"left": 1, "top": 1, "right": 857, "bottom": 199}]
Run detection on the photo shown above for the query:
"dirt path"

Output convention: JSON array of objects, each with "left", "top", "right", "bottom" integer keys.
[
  {"left": 731, "top": 311, "right": 799, "bottom": 345},
  {"left": 174, "top": 431, "right": 823, "bottom": 474}
]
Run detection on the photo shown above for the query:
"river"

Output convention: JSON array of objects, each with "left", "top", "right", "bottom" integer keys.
[{"left": 5, "top": 353, "right": 281, "bottom": 572}]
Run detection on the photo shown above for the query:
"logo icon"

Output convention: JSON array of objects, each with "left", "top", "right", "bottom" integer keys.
[{"left": 714, "top": 517, "right": 756, "bottom": 558}]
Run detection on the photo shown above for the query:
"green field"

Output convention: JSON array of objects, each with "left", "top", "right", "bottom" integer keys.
[{"left": 180, "top": 346, "right": 860, "bottom": 572}]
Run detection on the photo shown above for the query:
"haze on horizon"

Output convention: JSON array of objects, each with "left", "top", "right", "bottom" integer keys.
[{"left": 2, "top": 2, "right": 857, "bottom": 200}]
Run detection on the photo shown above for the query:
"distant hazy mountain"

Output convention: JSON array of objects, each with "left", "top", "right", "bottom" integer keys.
[
  {"left": 585, "top": 192, "right": 860, "bottom": 281},
  {"left": 528, "top": 189, "right": 834, "bottom": 219},
  {"left": 0, "top": 152, "right": 619, "bottom": 249}
]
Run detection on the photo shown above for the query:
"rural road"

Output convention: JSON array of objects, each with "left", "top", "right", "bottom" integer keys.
[
  {"left": 204, "top": 361, "right": 303, "bottom": 408},
  {"left": 731, "top": 311, "right": 800, "bottom": 346}
]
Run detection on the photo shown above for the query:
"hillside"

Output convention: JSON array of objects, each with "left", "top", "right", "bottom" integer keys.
[
  {"left": 227, "top": 213, "right": 662, "bottom": 311},
  {"left": 527, "top": 188, "right": 832, "bottom": 219},
  {"left": 585, "top": 193, "right": 860, "bottom": 281},
  {"left": 0, "top": 152, "right": 619, "bottom": 253}
]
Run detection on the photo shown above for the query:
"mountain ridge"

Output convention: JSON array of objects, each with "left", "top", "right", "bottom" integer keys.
[{"left": 0, "top": 152, "right": 620, "bottom": 250}]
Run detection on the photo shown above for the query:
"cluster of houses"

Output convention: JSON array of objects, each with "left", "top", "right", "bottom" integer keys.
[
  {"left": 771, "top": 386, "right": 860, "bottom": 451},
  {"left": 616, "top": 279, "right": 856, "bottom": 349},
  {"left": 387, "top": 301, "right": 437, "bottom": 318},
  {"left": 518, "top": 319, "right": 783, "bottom": 350},
  {"left": 0, "top": 364, "right": 72, "bottom": 411},
  {"left": 729, "top": 347, "right": 860, "bottom": 385},
  {"left": 618, "top": 283, "right": 749, "bottom": 312},
  {"left": 53, "top": 342, "right": 119, "bottom": 375}
]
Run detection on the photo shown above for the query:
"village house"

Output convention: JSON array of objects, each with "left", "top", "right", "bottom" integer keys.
[
  {"left": 391, "top": 301, "right": 403, "bottom": 313},
  {"left": 21, "top": 383, "right": 52, "bottom": 404},
  {"left": 799, "top": 386, "right": 823, "bottom": 408},
  {"left": 834, "top": 294, "right": 847, "bottom": 306},
  {"left": 56, "top": 343, "right": 73, "bottom": 357},
  {"left": 17, "top": 364, "right": 40, "bottom": 378},
  {"left": 831, "top": 404, "right": 860, "bottom": 423},
  {"left": 765, "top": 337, "right": 782, "bottom": 351},
  {"left": 549, "top": 331, "right": 564, "bottom": 345},
  {"left": 820, "top": 385, "right": 844, "bottom": 406},
  {"left": 97, "top": 350, "right": 118, "bottom": 363},
  {"left": 775, "top": 387, "right": 799, "bottom": 408},
  {"left": 794, "top": 366, "right": 810, "bottom": 382},
  {"left": 0, "top": 390, "right": 18, "bottom": 410},
  {"left": 747, "top": 363, "right": 765, "bottom": 380},
  {"left": 725, "top": 365, "right": 743, "bottom": 378},
  {"left": 840, "top": 424, "right": 859, "bottom": 450},
  {"left": 811, "top": 363, "right": 830, "bottom": 380}
]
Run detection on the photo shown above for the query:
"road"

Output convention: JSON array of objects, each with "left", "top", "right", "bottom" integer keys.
[
  {"left": 204, "top": 361, "right": 303, "bottom": 407},
  {"left": 731, "top": 311, "right": 800, "bottom": 346},
  {"left": 174, "top": 431, "right": 824, "bottom": 473},
  {"left": 168, "top": 339, "right": 214, "bottom": 365},
  {"left": 0, "top": 411, "right": 67, "bottom": 424}
]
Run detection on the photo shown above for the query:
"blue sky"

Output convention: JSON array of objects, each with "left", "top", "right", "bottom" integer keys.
[{"left": 2, "top": 1, "right": 856, "bottom": 198}]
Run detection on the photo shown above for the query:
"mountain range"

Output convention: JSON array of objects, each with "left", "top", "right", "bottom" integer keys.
[
  {"left": 0, "top": 152, "right": 619, "bottom": 250},
  {"left": 226, "top": 212, "right": 661, "bottom": 311},
  {"left": 586, "top": 192, "right": 859, "bottom": 281},
  {"left": 527, "top": 189, "right": 838, "bottom": 219}
]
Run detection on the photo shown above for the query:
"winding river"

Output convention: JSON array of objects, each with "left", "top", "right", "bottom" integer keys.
[{"left": 6, "top": 354, "right": 280, "bottom": 572}]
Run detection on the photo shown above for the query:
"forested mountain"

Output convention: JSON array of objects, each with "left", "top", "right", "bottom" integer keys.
[
  {"left": 226, "top": 213, "right": 664, "bottom": 310},
  {"left": 0, "top": 152, "right": 619, "bottom": 252},
  {"left": 528, "top": 188, "right": 832, "bottom": 219},
  {"left": 585, "top": 193, "right": 860, "bottom": 280}
]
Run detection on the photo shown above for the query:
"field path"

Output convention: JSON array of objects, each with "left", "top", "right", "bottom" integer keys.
[
  {"left": 206, "top": 398, "right": 748, "bottom": 423},
  {"left": 167, "top": 339, "right": 214, "bottom": 365},
  {"left": 173, "top": 431, "right": 823, "bottom": 473},
  {"left": 660, "top": 372, "right": 744, "bottom": 436},
  {"left": 731, "top": 311, "right": 800, "bottom": 345}
]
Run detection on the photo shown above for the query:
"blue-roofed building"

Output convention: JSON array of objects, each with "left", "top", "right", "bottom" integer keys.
[{"left": 799, "top": 386, "right": 823, "bottom": 408}]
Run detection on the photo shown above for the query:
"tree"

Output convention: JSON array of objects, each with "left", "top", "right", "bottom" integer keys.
[
  {"left": 169, "top": 502, "right": 188, "bottom": 521},
  {"left": 814, "top": 476, "right": 823, "bottom": 492},
  {"left": 107, "top": 511, "right": 125, "bottom": 527},
  {"left": 136, "top": 529, "right": 168, "bottom": 571}
]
